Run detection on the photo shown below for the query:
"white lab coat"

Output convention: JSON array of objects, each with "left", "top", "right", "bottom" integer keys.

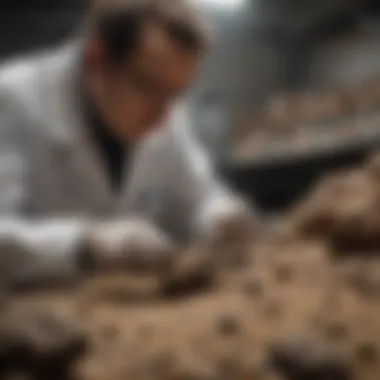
[{"left": 0, "top": 40, "right": 242, "bottom": 283}]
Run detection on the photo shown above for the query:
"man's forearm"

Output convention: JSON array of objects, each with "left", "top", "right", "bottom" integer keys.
[
  {"left": 0, "top": 215, "right": 177, "bottom": 290},
  {"left": 0, "top": 216, "right": 91, "bottom": 290}
]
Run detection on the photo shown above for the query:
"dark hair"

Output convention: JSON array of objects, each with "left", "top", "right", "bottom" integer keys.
[{"left": 85, "top": 0, "right": 210, "bottom": 65}]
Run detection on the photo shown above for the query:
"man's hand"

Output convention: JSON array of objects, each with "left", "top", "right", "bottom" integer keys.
[
  {"left": 84, "top": 218, "right": 177, "bottom": 273},
  {"left": 198, "top": 197, "right": 258, "bottom": 247}
]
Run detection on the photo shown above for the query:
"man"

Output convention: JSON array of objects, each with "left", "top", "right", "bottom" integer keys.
[{"left": 0, "top": 0, "right": 257, "bottom": 287}]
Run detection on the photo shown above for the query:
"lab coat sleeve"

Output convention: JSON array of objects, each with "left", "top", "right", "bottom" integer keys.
[
  {"left": 171, "top": 107, "right": 254, "bottom": 241},
  {"left": 0, "top": 98, "right": 90, "bottom": 288}
]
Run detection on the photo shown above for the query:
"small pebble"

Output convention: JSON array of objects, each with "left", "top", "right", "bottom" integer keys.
[
  {"left": 274, "top": 263, "right": 294, "bottom": 283},
  {"left": 243, "top": 277, "right": 264, "bottom": 297},
  {"left": 262, "top": 299, "right": 283, "bottom": 320},
  {"left": 215, "top": 314, "right": 241, "bottom": 337},
  {"left": 324, "top": 320, "right": 349, "bottom": 341},
  {"left": 354, "top": 341, "right": 378, "bottom": 365},
  {"left": 268, "top": 334, "right": 351, "bottom": 380},
  {"left": 218, "top": 246, "right": 248, "bottom": 270}
]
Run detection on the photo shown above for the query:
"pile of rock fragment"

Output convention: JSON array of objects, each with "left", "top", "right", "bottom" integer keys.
[{"left": 2, "top": 153, "right": 380, "bottom": 380}]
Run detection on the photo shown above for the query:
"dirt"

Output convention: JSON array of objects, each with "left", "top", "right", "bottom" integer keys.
[
  {"left": 3, "top": 154, "right": 380, "bottom": 380},
  {"left": 0, "top": 238, "right": 378, "bottom": 380}
]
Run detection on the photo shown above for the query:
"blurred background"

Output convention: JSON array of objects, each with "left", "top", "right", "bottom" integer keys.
[{"left": 4, "top": 0, "right": 380, "bottom": 213}]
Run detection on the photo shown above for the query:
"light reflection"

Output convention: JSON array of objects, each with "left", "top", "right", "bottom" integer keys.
[{"left": 192, "top": 0, "right": 246, "bottom": 11}]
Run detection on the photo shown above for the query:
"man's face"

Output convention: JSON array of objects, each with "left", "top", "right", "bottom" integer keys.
[{"left": 85, "top": 23, "right": 200, "bottom": 142}]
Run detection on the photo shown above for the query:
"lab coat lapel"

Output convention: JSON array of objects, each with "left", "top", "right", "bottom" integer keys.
[{"left": 48, "top": 41, "right": 120, "bottom": 214}]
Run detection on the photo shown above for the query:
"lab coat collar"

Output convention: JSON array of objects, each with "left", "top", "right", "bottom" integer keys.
[{"left": 44, "top": 38, "right": 89, "bottom": 150}]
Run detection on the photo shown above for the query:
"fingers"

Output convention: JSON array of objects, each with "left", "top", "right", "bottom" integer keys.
[
  {"left": 86, "top": 218, "right": 177, "bottom": 274},
  {"left": 200, "top": 200, "right": 258, "bottom": 247},
  {"left": 123, "top": 221, "right": 177, "bottom": 272}
]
